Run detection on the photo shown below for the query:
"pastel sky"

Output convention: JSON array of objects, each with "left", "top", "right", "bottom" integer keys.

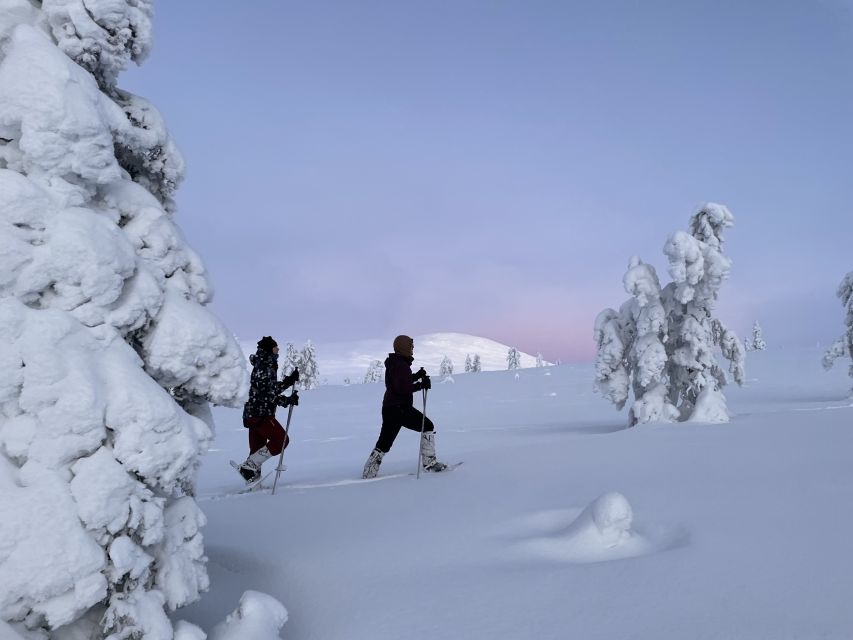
[{"left": 123, "top": 1, "right": 853, "bottom": 362}]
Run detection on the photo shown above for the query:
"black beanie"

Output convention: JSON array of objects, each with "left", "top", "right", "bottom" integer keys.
[{"left": 257, "top": 336, "right": 278, "bottom": 352}]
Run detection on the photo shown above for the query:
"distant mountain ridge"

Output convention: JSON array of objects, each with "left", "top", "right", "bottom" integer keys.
[{"left": 239, "top": 332, "right": 549, "bottom": 385}]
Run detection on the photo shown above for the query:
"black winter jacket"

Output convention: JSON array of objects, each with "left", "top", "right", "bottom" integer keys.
[
  {"left": 382, "top": 353, "right": 424, "bottom": 409},
  {"left": 243, "top": 349, "right": 288, "bottom": 419}
]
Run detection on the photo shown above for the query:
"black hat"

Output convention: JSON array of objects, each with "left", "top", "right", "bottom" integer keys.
[{"left": 257, "top": 336, "right": 278, "bottom": 352}]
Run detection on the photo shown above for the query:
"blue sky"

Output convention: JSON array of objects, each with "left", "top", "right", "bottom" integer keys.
[{"left": 124, "top": 1, "right": 853, "bottom": 361}]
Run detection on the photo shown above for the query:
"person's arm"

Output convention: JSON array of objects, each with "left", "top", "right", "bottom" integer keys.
[
  {"left": 279, "top": 368, "right": 299, "bottom": 392},
  {"left": 276, "top": 390, "right": 299, "bottom": 407},
  {"left": 386, "top": 361, "right": 420, "bottom": 395},
  {"left": 412, "top": 367, "right": 427, "bottom": 382}
]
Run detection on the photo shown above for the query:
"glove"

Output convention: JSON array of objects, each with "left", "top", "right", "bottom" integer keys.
[
  {"left": 422, "top": 376, "right": 431, "bottom": 390},
  {"left": 414, "top": 367, "right": 427, "bottom": 381},
  {"left": 277, "top": 391, "right": 299, "bottom": 407},
  {"left": 282, "top": 368, "right": 300, "bottom": 388}
]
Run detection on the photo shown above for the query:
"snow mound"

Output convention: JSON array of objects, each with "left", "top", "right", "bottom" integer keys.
[
  {"left": 517, "top": 492, "right": 684, "bottom": 564},
  {"left": 689, "top": 386, "right": 730, "bottom": 423},
  {"left": 209, "top": 591, "right": 288, "bottom": 640}
]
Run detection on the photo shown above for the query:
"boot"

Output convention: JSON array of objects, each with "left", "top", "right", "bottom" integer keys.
[
  {"left": 420, "top": 432, "right": 447, "bottom": 472},
  {"left": 239, "top": 445, "right": 271, "bottom": 483},
  {"left": 362, "top": 447, "right": 384, "bottom": 479}
]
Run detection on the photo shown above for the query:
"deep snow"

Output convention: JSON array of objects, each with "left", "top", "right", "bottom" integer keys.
[{"left": 182, "top": 347, "right": 852, "bottom": 639}]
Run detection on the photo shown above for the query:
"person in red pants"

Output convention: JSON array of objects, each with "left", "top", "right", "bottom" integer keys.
[{"left": 237, "top": 336, "right": 299, "bottom": 482}]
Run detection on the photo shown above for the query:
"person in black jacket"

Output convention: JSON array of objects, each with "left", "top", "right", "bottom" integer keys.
[
  {"left": 237, "top": 336, "right": 300, "bottom": 482},
  {"left": 362, "top": 335, "right": 447, "bottom": 479}
]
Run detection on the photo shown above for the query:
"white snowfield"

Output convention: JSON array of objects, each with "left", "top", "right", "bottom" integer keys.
[
  {"left": 240, "top": 332, "right": 549, "bottom": 384},
  {"left": 173, "top": 347, "right": 853, "bottom": 640}
]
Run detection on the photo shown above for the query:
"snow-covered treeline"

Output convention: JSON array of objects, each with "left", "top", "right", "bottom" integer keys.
[
  {"left": 593, "top": 204, "right": 745, "bottom": 425},
  {"left": 0, "top": 2, "right": 282, "bottom": 638}
]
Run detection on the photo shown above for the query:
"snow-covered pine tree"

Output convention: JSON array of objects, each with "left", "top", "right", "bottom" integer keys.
[
  {"left": 282, "top": 342, "right": 301, "bottom": 378},
  {"left": 439, "top": 355, "right": 453, "bottom": 376},
  {"left": 472, "top": 353, "right": 482, "bottom": 372},
  {"left": 465, "top": 354, "right": 473, "bottom": 373},
  {"left": 750, "top": 321, "right": 766, "bottom": 351},
  {"left": 822, "top": 271, "right": 853, "bottom": 392},
  {"left": 662, "top": 204, "right": 745, "bottom": 421},
  {"left": 595, "top": 257, "right": 677, "bottom": 425},
  {"left": 507, "top": 347, "right": 521, "bottom": 370},
  {"left": 364, "top": 360, "right": 384, "bottom": 384},
  {"left": 535, "top": 353, "right": 544, "bottom": 367},
  {"left": 0, "top": 3, "right": 249, "bottom": 639},
  {"left": 299, "top": 340, "right": 320, "bottom": 390},
  {"left": 594, "top": 204, "right": 745, "bottom": 425}
]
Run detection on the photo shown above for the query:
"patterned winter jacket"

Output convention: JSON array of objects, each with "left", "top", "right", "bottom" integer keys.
[{"left": 243, "top": 349, "right": 287, "bottom": 419}]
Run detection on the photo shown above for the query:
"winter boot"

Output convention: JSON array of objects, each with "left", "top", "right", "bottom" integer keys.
[
  {"left": 420, "top": 432, "right": 447, "bottom": 472},
  {"left": 362, "top": 447, "right": 384, "bottom": 479},
  {"left": 239, "top": 445, "right": 272, "bottom": 483}
]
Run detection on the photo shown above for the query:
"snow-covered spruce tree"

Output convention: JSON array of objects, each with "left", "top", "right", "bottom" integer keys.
[
  {"left": 662, "top": 204, "right": 745, "bottom": 421},
  {"left": 507, "top": 347, "right": 521, "bottom": 370},
  {"left": 464, "top": 354, "right": 473, "bottom": 373},
  {"left": 472, "top": 353, "right": 482, "bottom": 372},
  {"left": 299, "top": 340, "right": 320, "bottom": 390},
  {"left": 594, "top": 204, "right": 745, "bottom": 425},
  {"left": 439, "top": 355, "right": 453, "bottom": 376},
  {"left": 823, "top": 271, "right": 853, "bottom": 391},
  {"left": 364, "top": 360, "right": 383, "bottom": 384},
  {"left": 594, "top": 257, "right": 677, "bottom": 425},
  {"left": 282, "top": 342, "right": 301, "bottom": 378},
  {"left": 0, "top": 4, "right": 256, "bottom": 639},
  {"left": 535, "top": 352, "right": 544, "bottom": 367},
  {"left": 750, "top": 321, "right": 766, "bottom": 351}
]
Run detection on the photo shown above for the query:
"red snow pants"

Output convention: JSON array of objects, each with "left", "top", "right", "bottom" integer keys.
[{"left": 243, "top": 416, "right": 289, "bottom": 456}]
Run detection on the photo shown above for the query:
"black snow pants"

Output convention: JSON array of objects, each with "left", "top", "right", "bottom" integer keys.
[{"left": 375, "top": 405, "right": 434, "bottom": 453}]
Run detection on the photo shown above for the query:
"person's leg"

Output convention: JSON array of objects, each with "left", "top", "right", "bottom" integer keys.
[
  {"left": 363, "top": 407, "right": 402, "bottom": 479},
  {"left": 400, "top": 406, "right": 446, "bottom": 471},
  {"left": 256, "top": 416, "right": 287, "bottom": 456},
  {"left": 375, "top": 407, "right": 405, "bottom": 453},
  {"left": 239, "top": 416, "right": 280, "bottom": 482},
  {"left": 244, "top": 417, "right": 266, "bottom": 454},
  {"left": 400, "top": 405, "right": 434, "bottom": 434}
]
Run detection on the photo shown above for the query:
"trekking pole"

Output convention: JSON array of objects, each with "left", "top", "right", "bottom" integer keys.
[
  {"left": 272, "top": 392, "right": 296, "bottom": 496},
  {"left": 416, "top": 386, "right": 428, "bottom": 479}
]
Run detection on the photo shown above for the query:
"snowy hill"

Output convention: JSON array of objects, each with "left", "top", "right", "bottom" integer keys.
[
  {"left": 181, "top": 347, "right": 853, "bottom": 639},
  {"left": 239, "top": 332, "right": 549, "bottom": 384}
]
